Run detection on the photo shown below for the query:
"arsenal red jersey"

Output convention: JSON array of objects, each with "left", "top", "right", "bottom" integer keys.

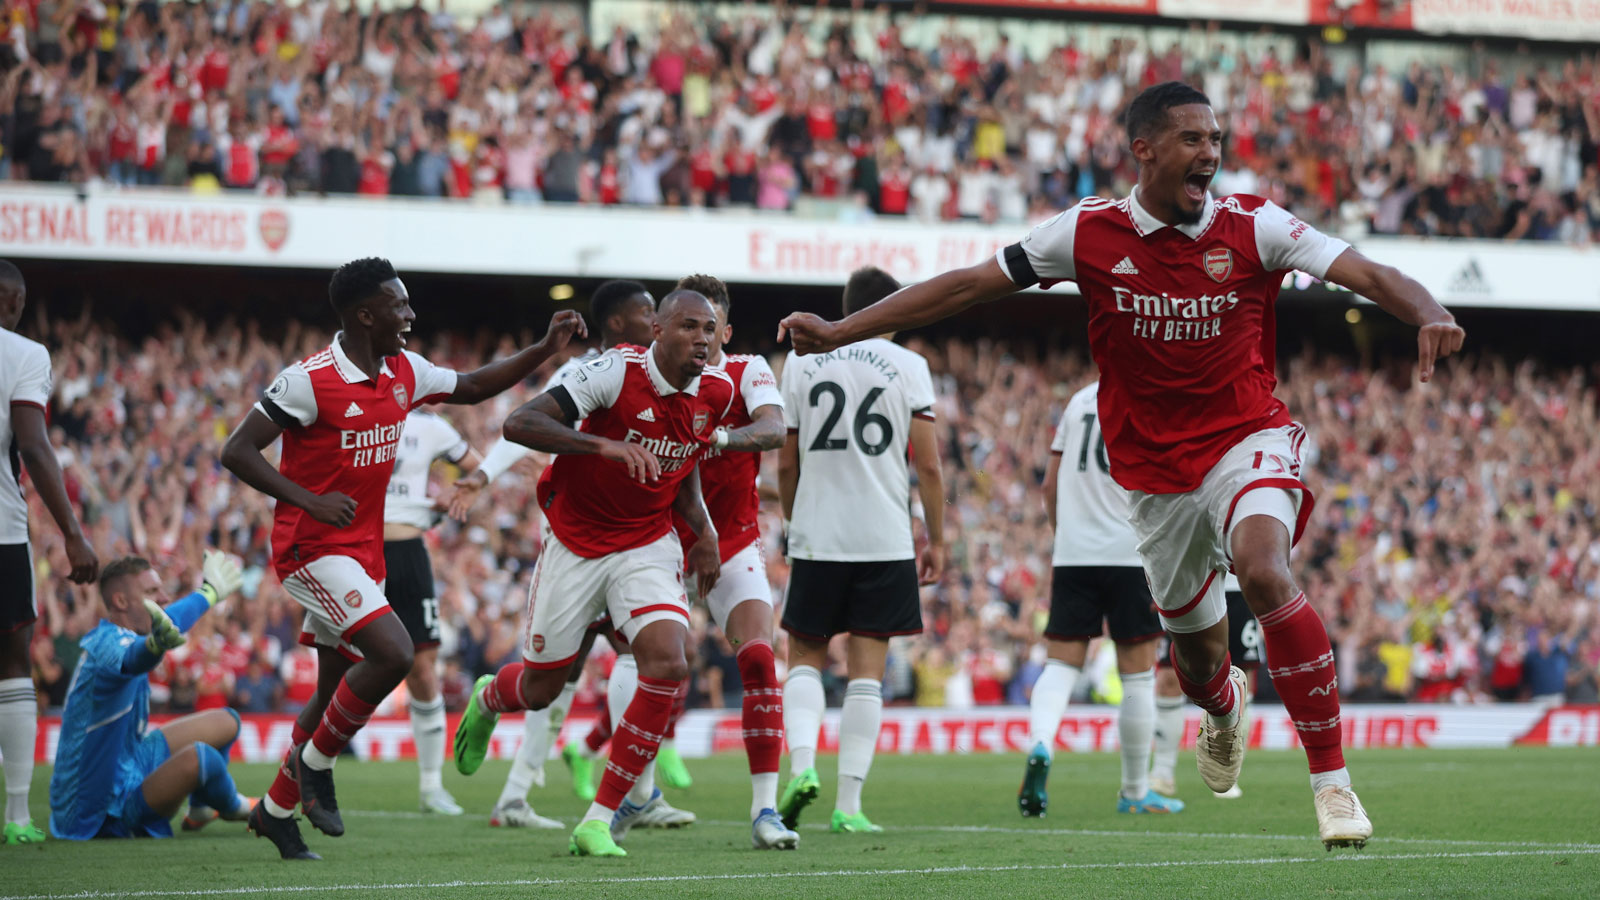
[
  {"left": 537, "top": 345, "right": 735, "bottom": 558},
  {"left": 256, "top": 335, "right": 458, "bottom": 580},
  {"left": 998, "top": 191, "right": 1349, "bottom": 494},
  {"left": 672, "top": 353, "right": 783, "bottom": 562}
]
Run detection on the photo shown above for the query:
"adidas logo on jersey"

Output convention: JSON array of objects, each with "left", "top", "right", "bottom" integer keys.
[
  {"left": 344, "top": 402, "right": 364, "bottom": 418},
  {"left": 636, "top": 407, "right": 656, "bottom": 422},
  {"left": 1112, "top": 256, "right": 1140, "bottom": 275}
]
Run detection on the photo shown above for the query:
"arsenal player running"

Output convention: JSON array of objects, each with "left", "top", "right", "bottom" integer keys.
[
  {"left": 778, "top": 82, "right": 1465, "bottom": 849},
  {"left": 221, "top": 257, "right": 584, "bottom": 860},
  {"left": 454, "top": 290, "right": 753, "bottom": 858},
  {"left": 667, "top": 274, "right": 794, "bottom": 849}
]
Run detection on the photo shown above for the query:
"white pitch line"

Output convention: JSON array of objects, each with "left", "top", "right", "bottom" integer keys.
[
  {"left": 3, "top": 848, "right": 1596, "bottom": 900},
  {"left": 341, "top": 810, "right": 1600, "bottom": 850}
]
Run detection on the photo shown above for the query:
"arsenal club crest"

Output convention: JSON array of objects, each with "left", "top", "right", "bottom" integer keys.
[
  {"left": 1203, "top": 248, "right": 1233, "bottom": 283},
  {"left": 344, "top": 590, "right": 362, "bottom": 608},
  {"left": 693, "top": 410, "right": 709, "bottom": 436},
  {"left": 531, "top": 634, "right": 546, "bottom": 652},
  {"left": 258, "top": 209, "right": 289, "bottom": 251},
  {"left": 392, "top": 383, "right": 409, "bottom": 410}
]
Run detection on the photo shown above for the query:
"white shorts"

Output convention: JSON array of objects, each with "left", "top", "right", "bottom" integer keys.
[
  {"left": 1129, "top": 424, "right": 1314, "bottom": 635},
  {"left": 697, "top": 540, "right": 773, "bottom": 630},
  {"left": 521, "top": 531, "right": 689, "bottom": 670},
  {"left": 282, "top": 555, "right": 391, "bottom": 661}
]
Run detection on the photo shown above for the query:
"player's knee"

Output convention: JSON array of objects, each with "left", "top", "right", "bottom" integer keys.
[
  {"left": 636, "top": 652, "right": 689, "bottom": 684},
  {"left": 1235, "top": 558, "right": 1295, "bottom": 611},
  {"left": 517, "top": 669, "right": 563, "bottom": 709},
  {"left": 172, "top": 744, "right": 202, "bottom": 781}
]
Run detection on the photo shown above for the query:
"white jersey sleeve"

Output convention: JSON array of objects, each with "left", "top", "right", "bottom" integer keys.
[
  {"left": 780, "top": 352, "right": 802, "bottom": 430},
  {"left": 1050, "top": 383, "right": 1140, "bottom": 568},
  {"left": 384, "top": 411, "right": 470, "bottom": 527},
  {"left": 906, "top": 353, "right": 936, "bottom": 419},
  {"left": 559, "top": 349, "right": 627, "bottom": 419},
  {"left": 256, "top": 363, "right": 317, "bottom": 428},
  {"left": 996, "top": 203, "right": 1084, "bottom": 286},
  {"left": 1253, "top": 200, "right": 1350, "bottom": 279},
  {"left": 402, "top": 350, "right": 460, "bottom": 405},
  {"left": 739, "top": 354, "right": 783, "bottom": 413},
  {"left": 8, "top": 339, "right": 51, "bottom": 408}
]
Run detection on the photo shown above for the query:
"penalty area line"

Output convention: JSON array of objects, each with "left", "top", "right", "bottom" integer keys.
[{"left": 4, "top": 847, "right": 1598, "bottom": 899}]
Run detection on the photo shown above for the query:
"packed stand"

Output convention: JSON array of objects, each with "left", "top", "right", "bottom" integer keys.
[
  {"left": 17, "top": 308, "right": 1599, "bottom": 717},
  {"left": 2, "top": 1, "right": 1598, "bottom": 242}
]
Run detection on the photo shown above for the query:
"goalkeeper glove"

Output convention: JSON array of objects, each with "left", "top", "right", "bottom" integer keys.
[
  {"left": 198, "top": 549, "right": 243, "bottom": 607},
  {"left": 144, "top": 600, "right": 186, "bottom": 654}
]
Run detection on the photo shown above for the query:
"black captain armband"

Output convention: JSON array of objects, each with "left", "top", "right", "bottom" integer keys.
[
  {"left": 1001, "top": 243, "right": 1039, "bottom": 288},
  {"left": 547, "top": 384, "right": 581, "bottom": 423}
]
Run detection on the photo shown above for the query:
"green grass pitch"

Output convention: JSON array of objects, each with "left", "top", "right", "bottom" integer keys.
[{"left": 6, "top": 748, "right": 1598, "bottom": 899}]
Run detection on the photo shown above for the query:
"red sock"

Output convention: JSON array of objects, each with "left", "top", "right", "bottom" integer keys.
[
  {"left": 1172, "top": 645, "right": 1237, "bottom": 718},
  {"left": 309, "top": 678, "right": 378, "bottom": 759},
  {"left": 664, "top": 679, "right": 689, "bottom": 740},
  {"left": 584, "top": 697, "right": 613, "bottom": 754},
  {"left": 595, "top": 675, "right": 677, "bottom": 811},
  {"left": 737, "top": 640, "right": 782, "bottom": 775},
  {"left": 267, "top": 721, "right": 314, "bottom": 810},
  {"left": 479, "top": 662, "right": 529, "bottom": 714},
  {"left": 1259, "top": 593, "right": 1345, "bottom": 773}
]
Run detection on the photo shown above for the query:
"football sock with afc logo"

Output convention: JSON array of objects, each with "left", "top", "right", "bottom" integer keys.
[
  {"left": 1258, "top": 593, "right": 1347, "bottom": 776},
  {"left": 589, "top": 675, "right": 679, "bottom": 820},
  {"left": 737, "top": 640, "right": 783, "bottom": 818},
  {"left": 264, "top": 720, "right": 313, "bottom": 817}
]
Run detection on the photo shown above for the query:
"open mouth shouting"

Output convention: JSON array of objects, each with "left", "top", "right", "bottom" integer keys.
[{"left": 1184, "top": 169, "right": 1214, "bottom": 204}]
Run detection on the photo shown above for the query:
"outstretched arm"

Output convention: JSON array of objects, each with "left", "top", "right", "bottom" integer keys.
[
  {"left": 1323, "top": 249, "right": 1464, "bottom": 383},
  {"left": 777, "top": 259, "right": 1019, "bottom": 355},
  {"left": 448, "top": 310, "right": 587, "bottom": 404}
]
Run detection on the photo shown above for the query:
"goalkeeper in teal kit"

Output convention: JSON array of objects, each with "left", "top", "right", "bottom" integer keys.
[{"left": 49, "top": 552, "right": 254, "bottom": 841}]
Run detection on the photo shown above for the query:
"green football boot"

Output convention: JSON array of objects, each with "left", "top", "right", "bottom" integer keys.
[
  {"left": 778, "top": 767, "right": 821, "bottom": 829},
  {"left": 453, "top": 674, "right": 499, "bottom": 775}
]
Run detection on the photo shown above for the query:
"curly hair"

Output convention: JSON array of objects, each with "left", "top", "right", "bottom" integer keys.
[{"left": 328, "top": 257, "right": 400, "bottom": 314}]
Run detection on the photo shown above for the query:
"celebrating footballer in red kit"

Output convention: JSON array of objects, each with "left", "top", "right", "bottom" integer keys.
[
  {"left": 779, "top": 81, "right": 1465, "bottom": 850},
  {"left": 221, "top": 257, "right": 585, "bottom": 859},
  {"left": 453, "top": 288, "right": 761, "bottom": 858}
]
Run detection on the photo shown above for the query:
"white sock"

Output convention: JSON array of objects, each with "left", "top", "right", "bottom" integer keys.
[
  {"left": 752, "top": 772, "right": 779, "bottom": 820},
  {"left": 836, "top": 678, "right": 882, "bottom": 817},
  {"left": 263, "top": 796, "right": 294, "bottom": 818},
  {"left": 626, "top": 760, "right": 656, "bottom": 805},
  {"left": 608, "top": 654, "right": 639, "bottom": 732},
  {"left": 1028, "top": 660, "right": 1080, "bottom": 761},
  {"left": 581, "top": 800, "right": 612, "bottom": 824},
  {"left": 1151, "top": 694, "right": 1186, "bottom": 784},
  {"left": 0, "top": 678, "right": 36, "bottom": 825},
  {"left": 498, "top": 710, "right": 550, "bottom": 807},
  {"left": 408, "top": 695, "right": 447, "bottom": 793},
  {"left": 783, "top": 665, "right": 824, "bottom": 775},
  {"left": 300, "top": 742, "right": 337, "bottom": 771},
  {"left": 1311, "top": 767, "right": 1352, "bottom": 793},
  {"left": 1117, "top": 669, "right": 1156, "bottom": 801},
  {"left": 547, "top": 682, "right": 577, "bottom": 736}
]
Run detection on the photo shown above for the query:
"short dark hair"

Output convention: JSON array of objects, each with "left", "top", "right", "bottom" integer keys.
[
  {"left": 657, "top": 289, "right": 710, "bottom": 319},
  {"left": 99, "top": 556, "right": 152, "bottom": 597},
  {"left": 328, "top": 257, "right": 399, "bottom": 314},
  {"left": 842, "top": 267, "right": 901, "bottom": 317},
  {"left": 1125, "top": 81, "right": 1212, "bottom": 145},
  {"left": 675, "top": 274, "right": 729, "bottom": 316},
  {"left": 590, "top": 280, "right": 650, "bottom": 330}
]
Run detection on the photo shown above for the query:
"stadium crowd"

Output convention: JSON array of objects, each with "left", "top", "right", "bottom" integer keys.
[
  {"left": 18, "top": 309, "right": 1600, "bottom": 716},
  {"left": 2, "top": 0, "right": 1599, "bottom": 241}
]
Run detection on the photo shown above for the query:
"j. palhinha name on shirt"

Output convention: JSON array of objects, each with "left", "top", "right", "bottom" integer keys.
[{"left": 799, "top": 345, "right": 903, "bottom": 382}]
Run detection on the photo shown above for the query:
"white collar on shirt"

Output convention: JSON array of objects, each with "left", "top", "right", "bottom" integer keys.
[
  {"left": 330, "top": 331, "right": 394, "bottom": 384},
  {"left": 645, "top": 342, "right": 700, "bottom": 396},
  {"left": 1127, "top": 186, "right": 1217, "bottom": 240}
]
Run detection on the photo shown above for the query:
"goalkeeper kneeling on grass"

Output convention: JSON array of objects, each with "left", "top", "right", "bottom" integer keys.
[{"left": 48, "top": 552, "right": 254, "bottom": 840}]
